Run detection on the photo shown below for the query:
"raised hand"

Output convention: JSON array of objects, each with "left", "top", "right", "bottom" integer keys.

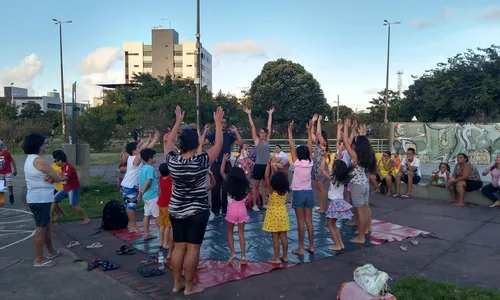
[
  {"left": 318, "top": 115, "right": 323, "bottom": 121},
  {"left": 163, "top": 132, "right": 169, "bottom": 142},
  {"left": 222, "top": 153, "right": 230, "bottom": 162},
  {"left": 243, "top": 107, "right": 251, "bottom": 115},
  {"left": 230, "top": 125, "right": 238, "bottom": 133},
  {"left": 306, "top": 122, "right": 310, "bottom": 130},
  {"left": 351, "top": 119, "right": 358, "bottom": 129},
  {"left": 175, "top": 106, "right": 185, "bottom": 123},
  {"left": 213, "top": 106, "right": 225, "bottom": 124},
  {"left": 337, "top": 120, "right": 343, "bottom": 130},
  {"left": 344, "top": 118, "right": 351, "bottom": 127},
  {"left": 267, "top": 107, "right": 275, "bottom": 114},
  {"left": 204, "top": 124, "right": 210, "bottom": 131},
  {"left": 153, "top": 130, "right": 160, "bottom": 140},
  {"left": 358, "top": 124, "right": 367, "bottom": 135},
  {"left": 288, "top": 120, "right": 294, "bottom": 132},
  {"left": 312, "top": 114, "right": 319, "bottom": 122}
]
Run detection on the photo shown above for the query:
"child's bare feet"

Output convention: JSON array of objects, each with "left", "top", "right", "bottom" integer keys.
[
  {"left": 241, "top": 257, "right": 247, "bottom": 265},
  {"left": 81, "top": 218, "right": 90, "bottom": 225},
  {"left": 305, "top": 246, "right": 314, "bottom": 253},
  {"left": 130, "top": 225, "right": 140, "bottom": 233},
  {"left": 197, "top": 262, "right": 207, "bottom": 270},
  {"left": 268, "top": 258, "right": 281, "bottom": 264},
  {"left": 346, "top": 220, "right": 357, "bottom": 226},
  {"left": 292, "top": 248, "right": 304, "bottom": 255},
  {"left": 350, "top": 237, "right": 366, "bottom": 244},
  {"left": 172, "top": 281, "right": 185, "bottom": 293},
  {"left": 143, "top": 234, "right": 157, "bottom": 240},
  {"left": 453, "top": 202, "right": 465, "bottom": 207},
  {"left": 280, "top": 256, "right": 288, "bottom": 263},
  {"left": 227, "top": 254, "right": 236, "bottom": 264},
  {"left": 184, "top": 284, "right": 204, "bottom": 295},
  {"left": 328, "top": 245, "right": 342, "bottom": 251}
]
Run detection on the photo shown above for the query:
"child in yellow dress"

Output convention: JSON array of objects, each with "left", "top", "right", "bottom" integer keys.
[{"left": 262, "top": 160, "right": 290, "bottom": 264}]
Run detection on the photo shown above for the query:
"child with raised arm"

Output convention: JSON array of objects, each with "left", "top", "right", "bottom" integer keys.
[
  {"left": 288, "top": 120, "right": 315, "bottom": 255},
  {"left": 321, "top": 159, "right": 354, "bottom": 251},
  {"left": 220, "top": 154, "right": 251, "bottom": 265},
  {"left": 262, "top": 160, "right": 290, "bottom": 264},
  {"left": 138, "top": 148, "right": 159, "bottom": 240}
]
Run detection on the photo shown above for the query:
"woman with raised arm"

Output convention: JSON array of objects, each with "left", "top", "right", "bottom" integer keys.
[
  {"left": 243, "top": 106, "right": 275, "bottom": 212},
  {"left": 310, "top": 115, "right": 330, "bottom": 214},
  {"left": 165, "top": 106, "right": 224, "bottom": 296}
]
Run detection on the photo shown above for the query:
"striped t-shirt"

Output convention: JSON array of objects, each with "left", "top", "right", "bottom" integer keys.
[{"left": 166, "top": 151, "right": 210, "bottom": 219}]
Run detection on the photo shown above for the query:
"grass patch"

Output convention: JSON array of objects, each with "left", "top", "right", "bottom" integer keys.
[
  {"left": 90, "top": 155, "right": 122, "bottom": 165},
  {"left": 58, "top": 176, "right": 143, "bottom": 222},
  {"left": 392, "top": 276, "right": 500, "bottom": 300}
]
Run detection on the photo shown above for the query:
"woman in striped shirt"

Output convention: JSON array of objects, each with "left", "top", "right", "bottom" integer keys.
[{"left": 165, "top": 105, "right": 224, "bottom": 296}]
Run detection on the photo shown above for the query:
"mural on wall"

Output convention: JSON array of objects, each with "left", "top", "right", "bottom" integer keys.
[{"left": 392, "top": 123, "right": 500, "bottom": 164}]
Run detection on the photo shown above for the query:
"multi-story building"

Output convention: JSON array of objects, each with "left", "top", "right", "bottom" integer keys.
[{"left": 123, "top": 28, "right": 212, "bottom": 91}]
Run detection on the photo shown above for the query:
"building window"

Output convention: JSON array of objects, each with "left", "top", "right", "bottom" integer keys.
[
  {"left": 177, "top": 76, "right": 182, "bottom": 79},
  {"left": 174, "top": 63, "right": 182, "bottom": 68},
  {"left": 126, "top": 75, "right": 129, "bottom": 79},
  {"left": 174, "top": 51, "right": 182, "bottom": 56},
  {"left": 187, "top": 52, "right": 195, "bottom": 55},
  {"left": 187, "top": 64, "right": 192, "bottom": 67},
  {"left": 143, "top": 63, "right": 152, "bottom": 68},
  {"left": 128, "top": 53, "right": 139, "bottom": 56},
  {"left": 144, "top": 51, "right": 152, "bottom": 56},
  {"left": 47, "top": 103, "right": 61, "bottom": 109},
  {"left": 133, "top": 65, "right": 140, "bottom": 67}
]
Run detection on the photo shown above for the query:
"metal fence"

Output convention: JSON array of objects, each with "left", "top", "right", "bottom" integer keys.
[{"left": 231, "top": 139, "right": 389, "bottom": 153}]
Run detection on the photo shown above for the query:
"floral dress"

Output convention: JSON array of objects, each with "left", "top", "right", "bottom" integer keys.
[
  {"left": 262, "top": 191, "right": 290, "bottom": 232},
  {"left": 311, "top": 144, "right": 329, "bottom": 182}
]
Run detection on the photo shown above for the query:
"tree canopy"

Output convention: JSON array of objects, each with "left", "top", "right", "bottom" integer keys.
[
  {"left": 20, "top": 102, "right": 43, "bottom": 119},
  {"left": 247, "top": 58, "right": 328, "bottom": 134}
]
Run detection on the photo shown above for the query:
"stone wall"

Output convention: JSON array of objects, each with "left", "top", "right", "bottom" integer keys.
[{"left": 390, "top": 122, "right": 500, "bottom": 164}]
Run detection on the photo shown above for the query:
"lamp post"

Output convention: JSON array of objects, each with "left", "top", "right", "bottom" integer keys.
[
  {"left": 53, "top": 18, "right": 72, "bottom": 136},
  {"left": 383, "top": 20, "right": 400, "bottom": 124},
  {"left": 195, "top": 0, "right": 201, "bottom": 133},
  {"left": 10, "top": 82, "right": 14, "bottom": 104}
]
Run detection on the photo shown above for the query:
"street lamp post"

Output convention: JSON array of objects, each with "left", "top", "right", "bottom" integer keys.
[
  {"left": 195, "top": 0, "right": 201, "bottom": 133},
  {"left": 10, "top": 82, "right": 14, "bottom": 104},
  {"left": 53, "top": 18, "right": 72, "bottom": 136},
  {"left": 383, "top": 20, "right": 400, "bottom": 124}
]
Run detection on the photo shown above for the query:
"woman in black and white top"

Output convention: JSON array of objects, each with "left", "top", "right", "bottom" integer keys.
[{"left": 165, "top": 105, "right": 224, "bottom": 296}]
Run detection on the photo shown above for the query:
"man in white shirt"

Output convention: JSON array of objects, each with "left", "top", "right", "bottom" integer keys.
[
  {"left": 271, "top": 145, "right": 290, "bottom": 174},
  {"left": 393, "top": 147, "right": 421, "bottom": 199}
]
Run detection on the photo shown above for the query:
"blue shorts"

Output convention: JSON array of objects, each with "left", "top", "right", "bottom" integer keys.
[
  {"left": 292, "top": 190, "right": 314, "bottom": 209},
  {"left": 121, "top": 185, "right": 138, "bottom": 210},
  {"left": 54, "top": 189, "right": 80, "bottom": 206}
]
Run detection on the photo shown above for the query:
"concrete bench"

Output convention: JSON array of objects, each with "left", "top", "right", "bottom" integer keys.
[{"left": 396, "top": 177, "right": 492, "bottom": 206}]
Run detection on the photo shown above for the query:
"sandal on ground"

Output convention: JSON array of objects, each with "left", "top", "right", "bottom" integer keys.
[
  {"left": 410, "top": 238, "right": 419, "bottom": 246},
  {"left": 86, "top": 242, "right": 103, "bottom": 249},
  {"left": 86, "top": 259, "right": 102, "bottom": 271},
  {"left": 116, "top": 245, "right": 136, "bottom": 255},
  {"left": 33, "top": 260, "right": 56, "bottom": 267},
  {"left": 399, "top": 244, "right": 408, "bottom": 252},
  {"left": 137, "top": 266, "right": 165, "bottom": 277},
  {"left": 392, "top": 194, "right": 400, "bottom": 198},
  {"left": 101, "top": 260, "right": 120, "bottom": 271},
  {"left": 401, "top": 195, "right": 412, "bottom": 199},
  {"left": 67, "top": 241, "right": 81, "bottom": 248},
  {"left": 47, "top": 251, "right": 62, "bottom": 260}
]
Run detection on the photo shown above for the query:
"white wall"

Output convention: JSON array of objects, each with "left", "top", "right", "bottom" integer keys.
[{"left": 123, "top": 42, "right": 144, "bottom": 82}]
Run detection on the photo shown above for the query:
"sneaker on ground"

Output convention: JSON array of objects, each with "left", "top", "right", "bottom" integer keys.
[{"left": 252, "top": 205, "right": 260, "bottom": 212}]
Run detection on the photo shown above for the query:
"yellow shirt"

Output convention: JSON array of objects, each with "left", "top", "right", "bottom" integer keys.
[
  {"left": 52, "top": 163, "right": 63, "bottom": 191},
  {"left": 379, "top": 160, "right": 395, "bottom": 177}
]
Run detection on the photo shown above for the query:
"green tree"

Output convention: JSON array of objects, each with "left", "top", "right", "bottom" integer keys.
[
  {"left": 0, "top": 101, "right": 17, "bottom": 120},
  {"left": 327, "top": 104, "right": 354, "bottom": 121},
  {"left": 248, "top": 59, "right": 328, "bottom": 134},
  {"left": 76, "top": 107, "right": 115, "bottom": 152},
  {"left": 365, "top": 90, "right": 406, "bottom": 124},
  {"left": 402, "top": 45, "right": 500, "bottom": 122},
  {"left": 20, "top": 102, "right": 43, "bottom": 119}
]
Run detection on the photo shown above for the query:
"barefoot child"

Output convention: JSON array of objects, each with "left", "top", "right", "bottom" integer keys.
[
  {"left": 262, "top": 161, "right": 290, "bottom": 264},
  {"left": 321, "top": 159, "right": 354, "bottom": 251},
  {"left": 220, "top": 154, "right": 251, "bottom": 265},
  {"left": 138, "top": 148, "right": 159, "bottom": 240},
  {"left": 51, "top": 150, "right": 89, "bottom": 225},
  {"left": 287, "top": 120, "right": 315, "bottom": 255},
  {"left": 158, "top": 163, "right": 173, "bottom": 256}
]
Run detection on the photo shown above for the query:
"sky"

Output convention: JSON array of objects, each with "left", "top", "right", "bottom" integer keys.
[{"left": 0, "top": 1, "right": 499, "bottom": 111}]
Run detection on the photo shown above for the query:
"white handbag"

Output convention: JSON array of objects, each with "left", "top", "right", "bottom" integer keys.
[{"left": 353, "top": 264, "right": 390, "bottom": 297}]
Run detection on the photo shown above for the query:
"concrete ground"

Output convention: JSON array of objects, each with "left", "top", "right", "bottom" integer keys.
[{"left": 2, "top": 155, "right": 500, "bottom": 300}]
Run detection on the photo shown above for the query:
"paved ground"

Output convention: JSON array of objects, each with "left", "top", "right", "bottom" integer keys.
[{"left": 2, "top": 155, "right": 500, "bottom": 300}]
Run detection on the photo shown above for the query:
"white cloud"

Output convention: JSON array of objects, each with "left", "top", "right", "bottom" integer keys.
[
  {"left": 0, "top": 53, "right": 43, "bottom": 95},
  {"left": 214, "top": 40, "right": 267, "bottom": 56},
  {"left": 362, "top": 88, "right": 379, "bottom": 94},
  {"left": 79, "top": 47, "right": 122, "bottom": 75},
  {"left": 479, "top": 6, "right": 500, "bottom": 20},
  {"left": 411, "top": 8, "right": 455, "bottom": 29}
]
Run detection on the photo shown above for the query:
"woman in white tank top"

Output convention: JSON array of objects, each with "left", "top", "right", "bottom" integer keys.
[{"left": 23, "top": 133, "right": 63, "bottom": 267}]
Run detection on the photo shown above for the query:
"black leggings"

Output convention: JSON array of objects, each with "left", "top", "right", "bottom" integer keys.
[{"left": 481, "top": 183, "right": 499, "bottom": 202}]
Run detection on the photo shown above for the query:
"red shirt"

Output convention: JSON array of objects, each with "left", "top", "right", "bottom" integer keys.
[
  {"left": 0, "top": 150, "right": 13, "bottom": 175},
  {"left": 157, "top": 176, "right": 172, "bottom": 208},
  {"left": 62, "top": 163, "right": 80, "bottom": 191}
]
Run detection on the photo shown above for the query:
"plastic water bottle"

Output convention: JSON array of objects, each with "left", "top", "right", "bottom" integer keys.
[{"left": 158, "top": 252, "right": 165, "bottom": 270}]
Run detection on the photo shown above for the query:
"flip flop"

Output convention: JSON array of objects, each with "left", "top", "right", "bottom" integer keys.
[
  {"left": 401, "top": 195, "right": 412, "bottom": 199},
  {"left": 410, "top": 238, "right": 419, "bottom": 246},
  {"left": 86, "top": 242, "right": 103, "bottom": 249},
  {"left": 34, "top": 260, "right": 56, "bottom": 267},
  {"left": 67, "top": 241, "right": 81, "bottom": 248},
  {"left": 86, "top": 259, "right": 102, "bottom": 271},
  {"left": 137, "top": 266, "right": 165, "bottom": 277},
  {"left": 116, "top": 245, "right": 136, "bottom": 255},
  {"left": 399, "top": 244, "right": 408, "bottom": 252},
  {"left": 140, "top": 258, "right": 158, "bottom": 266},
  {"left": 392, "top": 194, "right": 400, "bottom": 198},
  {"left": 101, "top": 260, "right": 120, "bottom": 271},
  {"left": 47, "top": 251, "right": 62, "bottom": 260}
]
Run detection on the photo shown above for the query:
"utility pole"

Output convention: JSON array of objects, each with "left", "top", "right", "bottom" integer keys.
[
  {"left": 336, "top": 95, "right": 340, "bottom": 122},
  {"left": 53, "top": 18, "right": 72, "bottom": 136},
  {"left": 195, "top": 0, "right": 201, "bottom": 132},
  {"left": 383, "top": 20, "right": 400, "bottom": 124}
]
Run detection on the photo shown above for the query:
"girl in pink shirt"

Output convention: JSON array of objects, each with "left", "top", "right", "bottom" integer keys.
[{"left": 287, "top": 119, "right": 315, "bottom": 255}]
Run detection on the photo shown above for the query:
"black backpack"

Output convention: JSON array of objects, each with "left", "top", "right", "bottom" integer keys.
[{"left": 90, "top": 200, "right": 129, "bottom": 235}]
